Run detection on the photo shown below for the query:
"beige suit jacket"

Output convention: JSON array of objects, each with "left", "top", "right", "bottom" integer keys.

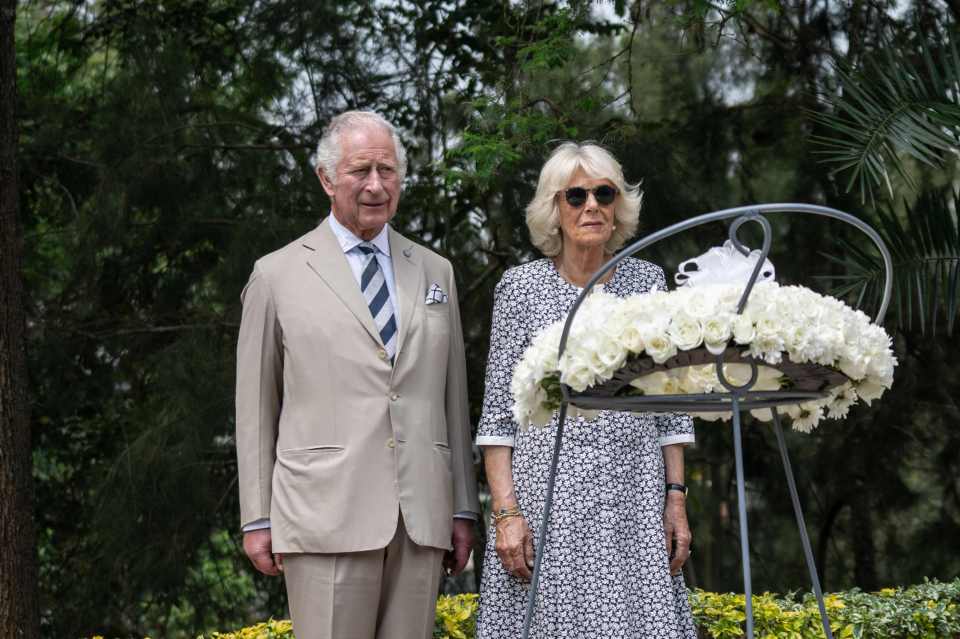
[{"left": 235, "top": 219, "right": 479, "bottom": 553}]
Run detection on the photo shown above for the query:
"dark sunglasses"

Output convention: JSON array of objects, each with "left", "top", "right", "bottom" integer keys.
[{"left": 563, "top": 185, "right": 618, "bottom": 207}]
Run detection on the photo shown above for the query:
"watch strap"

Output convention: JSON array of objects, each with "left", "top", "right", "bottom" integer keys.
[{"left": 666, "top": 482, "right": 688, "bottom": 496}]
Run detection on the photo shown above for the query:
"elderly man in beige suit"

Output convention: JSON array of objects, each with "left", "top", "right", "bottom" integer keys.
[{"left": 235, "top": 110, "right": 480, "bottom": 639}]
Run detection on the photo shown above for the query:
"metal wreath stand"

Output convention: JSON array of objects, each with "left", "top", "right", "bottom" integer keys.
[{"left": 520, "top": 203, "right": 893, "bottom": 639}]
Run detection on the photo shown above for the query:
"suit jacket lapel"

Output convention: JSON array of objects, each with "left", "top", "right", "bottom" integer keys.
[
  {"left": 389, "top": 227, "right": 423, "bottom": 360},
  {"left": 303, "top": 219, "right": 382, "bottom": 346}
]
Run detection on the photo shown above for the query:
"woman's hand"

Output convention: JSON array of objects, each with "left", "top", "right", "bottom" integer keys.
[
  {"left": 495, "top": 515, "right": 535, "bottom": 580},
  {"left": 663, "top": 492, "right": 692, "bottom": 576}
]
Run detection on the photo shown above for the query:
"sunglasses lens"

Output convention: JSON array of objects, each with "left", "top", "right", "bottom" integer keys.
[
  {"left": 595, "top": 185, "right": 617, "bottom": 205},
  {"left": 565, "top": 187, "right": 587, "bottom": 207}
]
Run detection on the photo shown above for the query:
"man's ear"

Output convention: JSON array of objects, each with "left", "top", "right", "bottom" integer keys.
[{"left": 316, "top": 165, "right": 336, "bottom": 198}]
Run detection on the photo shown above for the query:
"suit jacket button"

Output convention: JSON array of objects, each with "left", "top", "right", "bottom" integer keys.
[
  {"left": 390, "top": 393, "right": 400, "bottom": 401},
  {"left": 386, "top": 437, "right": 395, "bottom": 448},
  {"left": 377, "top": 348, "right": 388, "bottom": 360}
]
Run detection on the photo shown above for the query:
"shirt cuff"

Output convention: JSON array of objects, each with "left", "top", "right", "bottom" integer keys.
[
  {"left": 476, "top": 435, "right": 515, "bottom": 447},
  {"left": 659, "top": 433, "right": 696, "bottom": 447},
  {"left": 242, "top": 518, "right": 271, "bottom": 532},
  {"left": 454, "top": 511, "right": 478, "bottom": 520}
]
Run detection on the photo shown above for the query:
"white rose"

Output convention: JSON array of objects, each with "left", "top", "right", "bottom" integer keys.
[
  {"left": 702, "top": 315, "right": 733, "bottom": 354},
  {"left": 668, "top": 312, "right": 703, "bottom": 351},
  {"left": 560, "top": 357, "right": 595, "bottom": 392},
  {"left": 594, "top": 337, "right": 627, "bottom": 377},
  {"left": 618, "top": 323, "right": 645, "bottom": 353},
  {"left": 642, "top": 328, "right": 678, "bottom": 364},
  {"left": 599, "top": 310, "right": 630, "bottom": 343}
]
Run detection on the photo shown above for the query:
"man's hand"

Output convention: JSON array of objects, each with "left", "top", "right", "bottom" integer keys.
[
  {"left": 494, "top": 515, "right": 535, "bottom": 581},
  {"left": 663, "top": 492, "right": 692, "bottom": 576},
  {"left": 444, "top": 518, "right": 475, "bottom": 576},
  {"left": 243, "top": 528, "right": 283, "bottom": 576}
]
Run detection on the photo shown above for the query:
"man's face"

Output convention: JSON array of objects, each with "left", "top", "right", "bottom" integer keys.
[{"left": 318, "top": 124, "right": 401, "bottom": 240}]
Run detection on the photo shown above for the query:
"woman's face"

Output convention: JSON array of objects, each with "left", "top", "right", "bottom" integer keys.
[{"left": 556, "top": 167, "right": 618, "bottom": 253}]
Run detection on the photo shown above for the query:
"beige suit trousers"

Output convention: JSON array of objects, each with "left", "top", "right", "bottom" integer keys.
[{"left": 283, "top": 512, "right": 445, "bottom": 639}]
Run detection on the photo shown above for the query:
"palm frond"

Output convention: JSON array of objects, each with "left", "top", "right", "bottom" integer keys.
[
  {"left": 820, "top": 190, "right": 960, "bottom": 335},
  {"left": 811, "top": 31, "right": 960, "bottom": 203}
]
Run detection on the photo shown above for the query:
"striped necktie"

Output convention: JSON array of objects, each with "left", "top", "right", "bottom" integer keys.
[{"left": 357, "top": 242, "right": 397, "bottom": 362}]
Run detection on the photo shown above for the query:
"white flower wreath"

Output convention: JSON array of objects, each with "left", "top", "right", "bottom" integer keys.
[{"left": 510, "top": 281, "right": 897, "bottom": 432}]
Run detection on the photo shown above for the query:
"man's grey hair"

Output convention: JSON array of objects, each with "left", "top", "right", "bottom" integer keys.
[{"left": 315, "top": 111, "right": 408, "bottom": 185}]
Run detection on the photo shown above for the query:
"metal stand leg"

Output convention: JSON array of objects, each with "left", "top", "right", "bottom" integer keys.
[
  {"left": 521, "top": 403, "right": 568, "bottom": 639},
  {"left": 731, "top": 396, "right": 754, "bottom": 639},
  {"left": 770, "top": 409, "right": 834, "bottom": 639}
]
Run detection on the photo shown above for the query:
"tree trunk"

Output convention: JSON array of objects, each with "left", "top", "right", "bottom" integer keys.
[{"left": 0, "top": 0, "right": 40, "bottom": 637}]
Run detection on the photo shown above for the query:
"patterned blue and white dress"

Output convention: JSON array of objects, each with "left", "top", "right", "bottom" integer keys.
[{"left": 475, "top": 257, "right": 697, "bottom": 639}]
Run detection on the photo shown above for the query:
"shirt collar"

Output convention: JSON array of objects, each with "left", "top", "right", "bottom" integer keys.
[{"left": 328, "top": 212, "right": 391, "bottom": 257}]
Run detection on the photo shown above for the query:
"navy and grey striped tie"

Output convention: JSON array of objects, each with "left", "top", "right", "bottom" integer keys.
[{"left": 357, "top": 242, "right": 397, "bottom": 362}]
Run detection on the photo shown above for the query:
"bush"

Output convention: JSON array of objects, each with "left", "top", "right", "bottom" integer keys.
[
  {"left": 91, "top": 579, "right": 960, "bottom": 639},
  {"left": 690, "top": 580, "right": 960, "bottom": 639}
]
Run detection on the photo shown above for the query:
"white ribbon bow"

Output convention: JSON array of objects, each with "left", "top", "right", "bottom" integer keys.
[{"left": 675, "top": 240, "right": 776, "bottom": 288}]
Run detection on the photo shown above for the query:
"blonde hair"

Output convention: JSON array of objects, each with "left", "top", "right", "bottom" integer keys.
[{"left": 525, "top": 142, "right": 642, "bottom": 257}]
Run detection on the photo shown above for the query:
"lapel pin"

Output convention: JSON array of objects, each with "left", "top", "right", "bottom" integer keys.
[{"left": 402, "top": 247, "right": 413, "bottom": 258}]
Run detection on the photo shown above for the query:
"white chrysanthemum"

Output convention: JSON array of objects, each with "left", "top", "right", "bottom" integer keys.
[
  {"left": 791, "top": 403, "right": 824, "bottom": 433},
  {"left": 826, "top": 382, "right": 857, "bottom": 419},
  {"left": 732, "top": 313, "right": 756, "bottom": 344},
  {"left": 855, "top": 379, "right": 887, "bottom": 404}
]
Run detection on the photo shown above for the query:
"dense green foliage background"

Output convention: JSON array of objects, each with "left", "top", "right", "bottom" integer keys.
[{"left": 11, "top": 0, "right": 960, "bottom": 636}]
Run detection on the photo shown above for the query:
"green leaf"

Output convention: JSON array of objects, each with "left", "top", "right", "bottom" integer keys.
[{"left": 811, "top": 30, "right": 960, "bottom": 203}]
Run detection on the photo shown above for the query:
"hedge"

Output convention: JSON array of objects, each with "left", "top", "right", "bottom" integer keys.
[{"left": 92, "top": 579, "right": 960, "bottom": 639}]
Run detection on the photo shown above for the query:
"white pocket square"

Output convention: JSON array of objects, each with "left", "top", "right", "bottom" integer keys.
[{"left": 425, "top": 283, "right": 448, "bottom": 305}]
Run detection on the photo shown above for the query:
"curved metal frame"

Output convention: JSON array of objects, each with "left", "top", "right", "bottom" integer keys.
[{"left": 520, "top": 203, "right": 893, "bottom": 639}]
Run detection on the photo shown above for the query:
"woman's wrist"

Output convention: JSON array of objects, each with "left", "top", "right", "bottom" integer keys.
[
  {"left": 492, "top": 504, "right": 523, "bottom": 525},
  {"left": 666, "top": 491, "right": 686, "bottom": 503},
  {"left": 491, "top": 494, "right": 519, "bottom": 513}
]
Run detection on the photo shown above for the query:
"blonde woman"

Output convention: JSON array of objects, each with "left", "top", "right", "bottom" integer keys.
[{"left": 476, "top": 142, "right": 697, "bottom": 638}]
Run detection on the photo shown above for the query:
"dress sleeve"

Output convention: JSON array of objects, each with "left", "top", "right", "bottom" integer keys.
[
  {"left": 476, "top": 270, "right": 527, "bottom": 447},
  {"left": 651, "top": 264, "right": 696, "bottom": 447}
]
